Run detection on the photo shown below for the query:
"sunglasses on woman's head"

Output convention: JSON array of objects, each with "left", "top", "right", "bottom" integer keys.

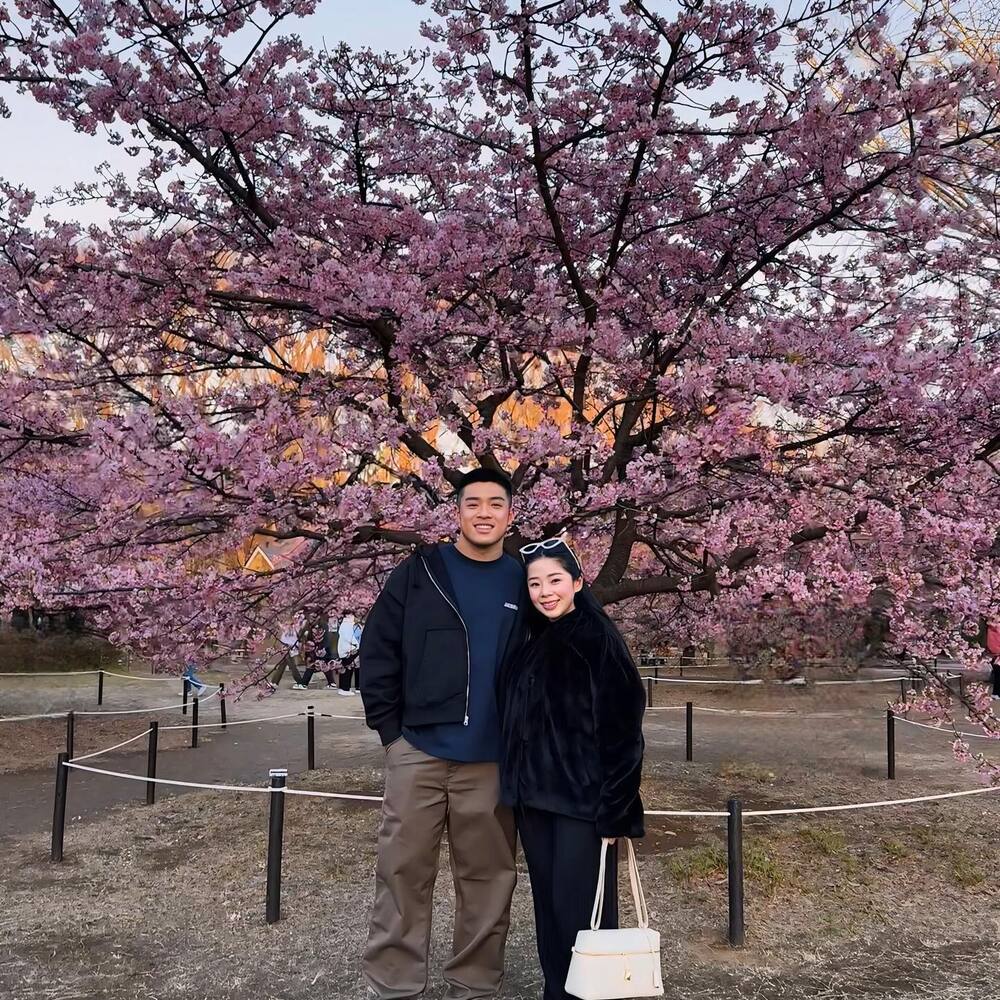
[
  {"left": 519, "top": 536, "right": 571, "bottom": 556},
  {"left": 520, "top": 536, "right": 585, "bottom": 574}
]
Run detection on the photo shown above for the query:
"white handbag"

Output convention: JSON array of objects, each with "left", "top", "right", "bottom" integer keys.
[{"left": 564, "top": 838, "right": 664, "bottom": 1000}]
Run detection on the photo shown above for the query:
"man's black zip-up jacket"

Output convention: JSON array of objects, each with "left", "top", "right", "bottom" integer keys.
[{"left": 360, "top": 543, "right": 530, "bottom": 747}]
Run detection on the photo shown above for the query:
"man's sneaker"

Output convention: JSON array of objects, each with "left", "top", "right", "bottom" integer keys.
[
  {"left": 337, "top": 688, "right": 353, "bottom": 697},
  {"left": 292, "top": 683, "right": 308, "bottom": 690}
]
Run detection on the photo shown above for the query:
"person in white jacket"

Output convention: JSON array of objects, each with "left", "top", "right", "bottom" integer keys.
[{"left": 336, "top": 614, "right": 363, "bottom": 696}]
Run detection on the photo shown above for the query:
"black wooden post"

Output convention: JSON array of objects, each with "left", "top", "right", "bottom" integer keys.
[
  {"left": 685, "top": 701, "right": 693, "bottom": 762},
  {"left": 65, "top": 710, "right": 75, "bottom": 759},
  {"left": 51, "top": 753, "right": 69, "bottom": 862},
  {"left": 146, "top": 721, "right": 159, "bottom": 805},
  {"left": 307, "top": 705, "right": 316, "bottom": 771},
  {"left": 646, "top": 676, "right": 654, "bottom": 708},
  {"left": 97, "top": 669, "right": 104, "bottom": 706},
  {"left": 182, "top": 676, "right": 189, "bottom": 715},
  {"left": 191, "top": 696, "right": 199, "bottom": 748},
  {"left": 219, "top": 683, "right": 227, "bottom": 729},
  {"left": 727, "top": 797, "right": 745, "bottom": 947},
  {"left": 886, "top": 708, "right": 896, "bottom": 780},
  {"left": 265, "top": 768, "right": 288, "bottom": 924}
]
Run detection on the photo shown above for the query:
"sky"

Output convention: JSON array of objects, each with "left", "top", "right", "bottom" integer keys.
[{"left": 0, "top": 1, "right": 429, "bottom": 225}]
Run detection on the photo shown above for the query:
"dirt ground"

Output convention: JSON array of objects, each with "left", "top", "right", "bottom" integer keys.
[{"left": 1, "top": 672, "right": 999, "bottom": 999}]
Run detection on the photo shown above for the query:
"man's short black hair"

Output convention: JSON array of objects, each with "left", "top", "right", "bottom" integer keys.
[{"left": 455, "top": 467, "right": 513, "bottom": 504}]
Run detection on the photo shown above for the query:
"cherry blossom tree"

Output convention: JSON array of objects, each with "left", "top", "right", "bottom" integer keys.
[{"left": 0, "top": 0, "right": 999, "bottom": 722}]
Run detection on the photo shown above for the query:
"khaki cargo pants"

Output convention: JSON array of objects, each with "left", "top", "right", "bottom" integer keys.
[{"left": 363, "top": 737, "right": 517, "bottom": 999}]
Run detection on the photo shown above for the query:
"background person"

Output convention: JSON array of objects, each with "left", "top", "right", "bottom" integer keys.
[
  {"left": 292, "top": 615, "right": 338, "bottom": 690},
  {"left": 336, "top": 613, "right": 363, "bottom": 696},
  {"left": 270, "top": 618, "right": 305, "bottom": 687}
]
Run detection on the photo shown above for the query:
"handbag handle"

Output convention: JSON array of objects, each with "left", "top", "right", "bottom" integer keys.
[{"left": 589, "top": 838, "right": 650, "bottom": 931}]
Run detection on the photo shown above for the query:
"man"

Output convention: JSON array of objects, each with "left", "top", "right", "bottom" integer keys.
[
  {"left": 360, "top": 468, "right": 528, "bottom": 1000},
  {"left": 291, "top": 613, "right": 339, "bottom": 689},
  {"left": 270, "top": 617, "right": 305, "bottom": 688}
]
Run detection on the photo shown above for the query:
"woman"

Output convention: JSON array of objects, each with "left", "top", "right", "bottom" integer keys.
[{"left": 498, "top": 537, "right": 646, "bottom": 1000}]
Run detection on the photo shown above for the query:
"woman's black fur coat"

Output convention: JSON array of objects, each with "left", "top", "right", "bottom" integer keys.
[{"left": 497, "top": 600, "right": 646, "bottom": 839}]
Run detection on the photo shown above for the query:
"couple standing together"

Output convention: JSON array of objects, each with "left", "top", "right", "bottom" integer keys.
[{"left": 359, "top": 468, "right": 647, "bottom": 1000}]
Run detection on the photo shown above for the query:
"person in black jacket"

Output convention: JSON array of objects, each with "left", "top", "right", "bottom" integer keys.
[
  {"left": 498, "top": 538, "right": 645, "bottom": 1000},
  {"left": 359, "top": 468, "right": 529, "bottom": 1000}
]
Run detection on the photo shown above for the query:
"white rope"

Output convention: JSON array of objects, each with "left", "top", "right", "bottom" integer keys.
[
  {"left": 0, "top": 670, "right": 103, "bottom": 677},
  {"left": 59, "top": 762, "right": 1000, "bottom": 818},
  {"left": 691, "top": 705, "right": 865, "bottom": 719},
  {"left": 282, "top": 788, "right": 384, "bottom": 803},
  {"left": 646, "top": 705, "right": 804, "bottom": 717},
  {"left": 744, "top": 784, "right": 1000, "bottom": 817},
  {"left": 895, "top": 716, "right": 1000, "bottom": 740},
  {"left": 644, "top": 705, "right": 799, "bottom": 717},
  {"left": 69, "top": 728, "right": 154, "bottom": 762},
  {"left": 646, "top": 677, "right": 764, "bottom": 685},
  {"left": 0, "top": 711, "right": 70, "bottom": 722},
  {"left": 0, "top": 669, "right": 212, "bottom": 683},
  {"left": 645, "top": 673, "right": 961, "bottom": 687},
  {"left": 815, "top": 675, "right": 909, "bottom": 686},
  {"left": 160, "top": 710, "right": 366, "bottom": 732},
  {"left": 75, "top": 688, "right": 219, "bottom": 716},
  {"left": 63, "top": 762, "right": 383, "bottom": 802},
  {"left": 99, "top": 672, "right": 178, "bottom": 682},
  {"left": 64, "top": 762, "right": 276, "bottom": 793},
  {"left": 160, "top": 711, "right": 302, "bottom": 731},
  {"left": 644, "top": 807, "right": 729, "bottom": 817}
]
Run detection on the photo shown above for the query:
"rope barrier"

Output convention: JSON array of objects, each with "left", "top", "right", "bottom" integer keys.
[
  {"left": 0, "top": 669, "right": 173, "bottom": 680},
  {"left": 676, "top": 705, "right": 866, "bottom": 719},
  {"left": 646, "top": 677, "right": 764, "bottom": 685},
  {"left": 0, "top": 686, "right": 220, "bottom": 723},
  {"left": 49, "top": 710, "right": 364, "bottom": 760},
  {"left": 63, "top": 762, "right": 384, "bottom": 803},
  {"left": 895, "top": 716, "right": 1000, "bottom": 740},
  {"left": 69, "top": 728, "right": 154, "bottom": 762},
  {"left": 159, "top": 710, "right": 365, "bottom": 732},
  {"left": 64, "top": 762, "right": 277, "bottom": 794},
  {"left": 639, "top": 704, "right": 828, "bottom": 717},
  {"left": 743, "top": 784, "right": 1000, "bottom": 817},
  {"left": 645, "top": 672, "right": 961, "bottom": 687},
  {"left": 0, "top": 670, "right": 104, "bottom": 677},
  {"left": 160, "top": 711, "right": 306, "bottom": 731},
  {"left": 75, "top": 688, "right": 219, "bottom": 716},
  {"left": 0, "top": 711, "right": 70, "bottom": 722},
  {"left": 96, "top": 672, "right": 176, "bottom": 682},
  {"left": 60, "top": 761, "right": 1000, "bottom": 818}
]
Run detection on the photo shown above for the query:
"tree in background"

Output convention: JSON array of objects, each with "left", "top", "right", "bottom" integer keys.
[{"left": 0, "top": 1, "right": 998, "bottom": 720}]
